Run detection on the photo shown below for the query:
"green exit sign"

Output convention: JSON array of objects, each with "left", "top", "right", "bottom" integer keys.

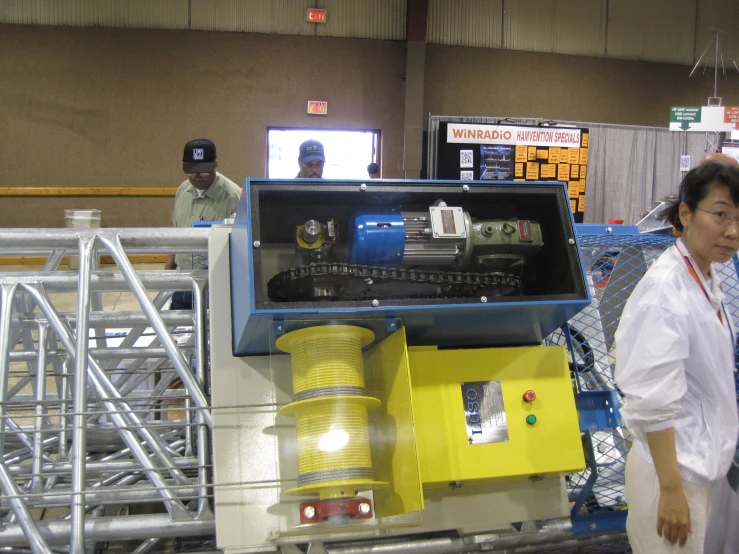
[{"left": 670, "top": 107, "right": 702, "bottom": 129}]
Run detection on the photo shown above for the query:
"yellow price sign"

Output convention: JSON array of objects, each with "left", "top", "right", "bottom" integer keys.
[
  {"left": 515, "top": 146, "right": 528, "bottom": 163},
  {"left": 540, "top": 164, "right": 556, "bottom": 178},
  {"left": 526, "top": 162, "right": 540, "bottom": 180}
]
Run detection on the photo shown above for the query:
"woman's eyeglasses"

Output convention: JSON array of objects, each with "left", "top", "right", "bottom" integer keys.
[{"left": 697, "top": 208, "right": 739, "bottom": 226}]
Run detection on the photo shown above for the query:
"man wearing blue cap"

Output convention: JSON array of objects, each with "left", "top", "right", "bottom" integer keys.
[{"left": 296, "top": 139, "right": 326, "bottom": 178}]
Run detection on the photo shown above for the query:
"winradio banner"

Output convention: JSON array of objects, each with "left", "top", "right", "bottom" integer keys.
[{"left": 436, "top": 122, "right": 589, "bottom": 222}]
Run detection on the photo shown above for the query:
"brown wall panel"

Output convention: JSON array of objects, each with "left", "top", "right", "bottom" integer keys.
[
  {"left": 425, "top": 44, "right": 739, "bottom": 126},
  {"left": 6, "top": 26, "right": 739, "bottom": 229},
  {"left": 0, "top": 197, "right": 174, "bottom": 228},
  {"left": 0, "top": 25, "right": 406, "bottom": 227}
]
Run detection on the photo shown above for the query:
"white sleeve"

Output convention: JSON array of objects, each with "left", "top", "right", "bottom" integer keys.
[{"left": 614, "top": 301, "right": 689, "bottom": 439}]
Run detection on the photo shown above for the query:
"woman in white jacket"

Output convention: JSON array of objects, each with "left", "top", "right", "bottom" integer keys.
[{"left": 615, "top": 161, "right": 739, "bottom": 553}]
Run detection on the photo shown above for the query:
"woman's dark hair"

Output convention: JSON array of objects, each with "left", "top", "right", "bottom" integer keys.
[{"left": 665, "top": 161, "right": 739, "bottom": 231}]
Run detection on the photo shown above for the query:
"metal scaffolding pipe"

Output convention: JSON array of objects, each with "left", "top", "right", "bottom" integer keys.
[
  {"left": 131, "top": 537, "right": 163, "bottom": 554},
  {"left": 0, "top": 271, "right": 204, "bottom": 292},
  {"left": 0, "top": 283, "right": 20, "bottom": 455},
  {"left": 8, "top": 456, "right": 202, "bottom": 476},
  {"left": 69, "top": 235, "right": 94, "bottom": 554},
  {"left": 7, "top": 249, "right": 65, "bottom": 352},
  {"left": 0, "top": 227, "right": 212, "bottom": 548},
  {"left": 98, "top": 235, "right": 211, "bottom": 428},
  {"left": 96, "top": 291, "right": 174, "bottom": 378},
  {"left": 0, "top": 228, "right": 208, "bottom": 255},
  {"left": 21, "top": 284, "right": 193, "bottom": 520},
  {"left": 30, "top": 324, "right": 48, "bottom": 493},
  {"left": 55, "top": 358, "right": 70, "bottom": 465},
  {"left": 2, "top": 422, "right": 189, "bottom": 443},
  {"left": 0, "top": 514, "right": 215, "bottom": 547},
  {"left": 0, "top": 282, "right": 50, "bottom": 553},
  {"left": 0, "top": 486, "right": 201, "bottom": 509},
  {"left": 191, "top": 278, "right": 212, "bottom": 518},
  {"left": 11, "top": 310, "right": 193, "bottom": 329},
  {"left": 8, "top": 347, "right": 192, "bottom": 362}
]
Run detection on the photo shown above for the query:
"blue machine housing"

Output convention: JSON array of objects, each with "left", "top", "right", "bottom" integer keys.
[
  {"left": 230, "top": 178, "right": 591, "bottom": 355},
  {"left": 348, "top": 212, "right": 405, "bottom": 264}
]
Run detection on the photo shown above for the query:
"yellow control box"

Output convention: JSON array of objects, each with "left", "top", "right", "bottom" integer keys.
[{"left": 408, "top": 345, "right": 584, "bottom": 487}]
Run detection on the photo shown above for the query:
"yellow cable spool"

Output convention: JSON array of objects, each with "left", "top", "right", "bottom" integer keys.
[{"left": 277, "top": 325, "right": 388, "bottom": 500}]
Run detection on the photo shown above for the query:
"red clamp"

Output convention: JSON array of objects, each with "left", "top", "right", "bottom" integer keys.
[{"left": 300, "top": 497, "right": 373, "bottom": 524}]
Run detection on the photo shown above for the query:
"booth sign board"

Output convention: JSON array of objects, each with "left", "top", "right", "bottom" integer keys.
[
  {"left": 669, "top": 106, "right": 739, "bottom": 132},
  {"left": 435, "top": 122, "right": 589, "bottom": 222}
]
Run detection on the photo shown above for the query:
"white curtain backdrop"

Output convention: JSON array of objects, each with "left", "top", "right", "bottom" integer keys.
[{"left": 581, "top": 123, "right": 709, "bottom": 224}]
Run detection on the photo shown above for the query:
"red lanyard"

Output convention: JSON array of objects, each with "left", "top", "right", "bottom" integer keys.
[{"left": 677, "top": 245, "right": 724, "bottom": 326}]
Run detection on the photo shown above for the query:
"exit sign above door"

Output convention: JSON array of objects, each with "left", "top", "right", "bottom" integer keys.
[
  {"left": 307, "top": 8, "right": 327, "bottom": 23},
  {"left": 307, "top": 101, "right": 328, "bottom": 115}
]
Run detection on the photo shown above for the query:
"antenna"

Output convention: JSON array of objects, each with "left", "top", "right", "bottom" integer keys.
[
  {"left": 689, "top": 28, "right": 735, "bottom": 105},
  {"left": 689, "top": 28, "right": 739, "bottom": 152}
]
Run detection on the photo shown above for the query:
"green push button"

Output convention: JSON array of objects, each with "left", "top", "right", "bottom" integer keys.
[{"left": 526, "top": 414, "right": 537, "bottom": 425}]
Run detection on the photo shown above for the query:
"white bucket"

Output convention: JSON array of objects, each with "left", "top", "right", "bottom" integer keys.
[{"left": 65, "top": 209, "right": 101, "bottom": 269}]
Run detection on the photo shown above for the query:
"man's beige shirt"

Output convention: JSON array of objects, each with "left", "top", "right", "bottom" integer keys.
[{"left": 171, "top": 172, "right": 242, "bottom": 269}]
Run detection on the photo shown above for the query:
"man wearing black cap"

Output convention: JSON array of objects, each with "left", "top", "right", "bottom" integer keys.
[
  {"left": 296, "top": 139, "right": 326, "bottom": 178},
  {"left": 166, "top": 139, "right": 241, "bottom": 309}
]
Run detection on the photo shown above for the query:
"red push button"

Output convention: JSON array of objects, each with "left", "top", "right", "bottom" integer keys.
[{"left": 523, "top": 390, "right": 536, "bottom": 402}]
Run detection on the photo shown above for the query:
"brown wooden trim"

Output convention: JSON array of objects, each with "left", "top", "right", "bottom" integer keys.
[
  {"left": 0, "top": 255, "right": 167, "bottom": 266},
  {"left": 0, "top": 187, "right": 178, "bottom": 197}
]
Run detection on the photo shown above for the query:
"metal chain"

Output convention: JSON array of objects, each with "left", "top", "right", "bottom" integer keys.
[{"left": 268, "top": 262, "right": 522, "bottom": 301}]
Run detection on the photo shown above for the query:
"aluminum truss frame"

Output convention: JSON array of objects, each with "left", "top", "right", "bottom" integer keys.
[{"left": 0, "top": 228, "right": 214, "bottom": 553}]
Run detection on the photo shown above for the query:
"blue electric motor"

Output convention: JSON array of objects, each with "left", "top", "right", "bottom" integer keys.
[
  {"left": 348, "top": 212, "right": 405, "bottom": 264},
  {"left": 349, "top": 208, "right": 472, "bottom": 267}
]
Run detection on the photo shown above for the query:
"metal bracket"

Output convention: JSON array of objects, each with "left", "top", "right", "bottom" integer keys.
[
  {"left": 386, "top": 318, "right": 399, "bottom": 333},
  {"left": 273, "top": 320, "right": 285, "bottom": 336},
  {"left": 575, "top": 390, "right": 622, "bottom": 432}
]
